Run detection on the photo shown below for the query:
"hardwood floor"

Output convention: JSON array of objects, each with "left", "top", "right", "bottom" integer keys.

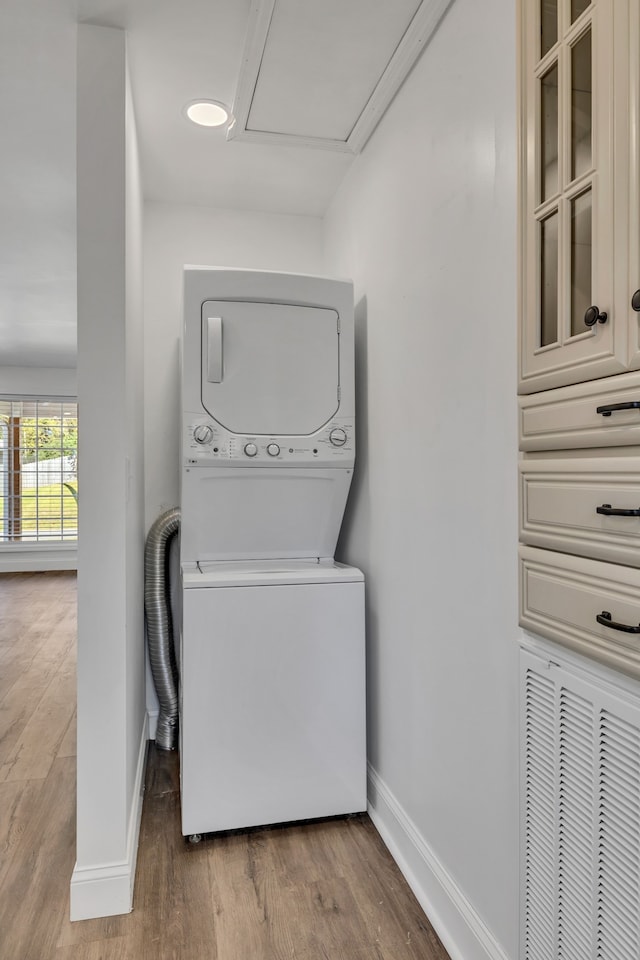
[{"left": 0, "top": 571, "right": 451, "bottom": 960}]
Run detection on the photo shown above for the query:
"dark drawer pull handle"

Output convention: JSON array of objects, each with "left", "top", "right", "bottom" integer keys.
[
  {"left": 596, "top": 503, "right": 640, "bottom": 517},
  {"left": 596, "top": 401, "right": 640, "bottom": 417},
  {"left": 632, "top": 289, "right": 640, "bottom": 312},
  {"left": 597, "top": 611, "right": 640, "bottom": 634}
]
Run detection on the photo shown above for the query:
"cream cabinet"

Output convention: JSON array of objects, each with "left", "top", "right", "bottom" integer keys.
[
  {"left": 518, "top": 4, "right": 640, "bottom": 955},
  {"left": 520, "top": 545, "right": 640, "bottom": 676},
  {"left": 520, "top": 458, "right": 640, "bottom": 566},
  {"left": 519, "top": 0, "right": 640, "bottom": 394},
  {"left": 519, "top": 0, "right": 640, "bottom": 679},
  {"left": 519, "top": 370, "right": 640, "bottom": 450}
]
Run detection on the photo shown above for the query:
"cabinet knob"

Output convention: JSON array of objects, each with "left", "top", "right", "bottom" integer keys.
[
  {"left": 632, "top": 289, "right": 640, "bottom": 312},
  {"left": 584, "top": 305, "right": 608, "bottom": 327}
]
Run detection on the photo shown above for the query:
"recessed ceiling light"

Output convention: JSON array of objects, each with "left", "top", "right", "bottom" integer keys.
[{"left": 184, "top": 100, "right": 230, "bottom": 128}]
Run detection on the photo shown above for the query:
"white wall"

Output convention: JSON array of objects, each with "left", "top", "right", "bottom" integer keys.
[
  {"left": 0, "top": 366, "right": 76, "bottom": 396},
  {"left": 143, "top": 201, "right": 325, "bottom": 529},
  {"left": 124, "top": 43, "right": 147, "bottom": 876},
  {"left": 0, "top": 0, "right": 77, "bottom": 369},
  {"left": 143, "top": 201, "right": 325, "bottom": 725},
  {"left": 324, "top": 1, "right": 519, "bottom": 958},
  {"left": 73, "top": 24, "right": 146, "bottom": 921}
]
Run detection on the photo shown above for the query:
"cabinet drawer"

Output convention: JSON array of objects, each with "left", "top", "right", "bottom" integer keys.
[
  {"left": 520, "top": 546, "right": 640, "bottom": 679},
  {"left": 520, "top": 372, "right": 640, "bottom": 451},
  {"left": 520, "top": 459, "right": 640, "bottom": 566}
]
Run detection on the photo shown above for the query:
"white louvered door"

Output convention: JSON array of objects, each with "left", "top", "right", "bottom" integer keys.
[{"left": 521, "top": 648, "right": 640, "bottom": 960}]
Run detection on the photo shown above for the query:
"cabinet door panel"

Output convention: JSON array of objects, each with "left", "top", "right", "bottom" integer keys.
[
  {"left": 520, "top": 458, "right": 640, "bottom": 565},
  {"left": 627, "top": 0, "right": 640, "bottom": 370},
  {"left": 520, "top": 371, "right": 640, "bottom": 450},
  {"left": 520, "top": 645, "right": 640, "bottom": 960},
  {"left": 519, "top": 0, "right": 627, "bottom": 394},
  {"left": 520, "top": 545, "right": 640, "bottom": 678}
]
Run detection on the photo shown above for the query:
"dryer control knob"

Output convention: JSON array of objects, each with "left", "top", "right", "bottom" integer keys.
[
  {"left": 267, "top": 443, "right": 280, "bottom": 457},
  {"left": 329, "top": 428, "right": 347, "bottom": 446},
  {"left": 193, "top": 425, "right": 213, "bottom": 444},
  {"left": 244, "top": 442, "right": 258, "bottom": 457}
]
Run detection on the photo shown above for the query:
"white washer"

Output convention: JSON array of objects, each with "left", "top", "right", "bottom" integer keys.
[{"left": 180, "top": 560, "right": 366, "bottom": 836}]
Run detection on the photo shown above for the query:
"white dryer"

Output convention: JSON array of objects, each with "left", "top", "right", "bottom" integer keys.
[
  {"left": 180, "top": 268, "right": 356, "bottom": 563},
  {"left": 179, "top": 268, "right": 366, "bottom": 837}
]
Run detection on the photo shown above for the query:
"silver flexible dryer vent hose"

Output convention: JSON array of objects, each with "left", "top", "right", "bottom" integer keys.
[{"left": 144, "top": 507, "right": 181, "bottom": 750}]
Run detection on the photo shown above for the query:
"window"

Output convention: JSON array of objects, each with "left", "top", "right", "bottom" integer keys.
[{"left": 0, "top": 399, "right": 78, "bottom": 543}]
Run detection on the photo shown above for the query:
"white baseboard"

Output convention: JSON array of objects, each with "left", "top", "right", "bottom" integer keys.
[
  {"left": 70, "top": 715, "right": 149, "bottom": 921},
  {"left": 367, "top": 764, "right": 511, "bottom": 960},
  {"left": 0, "top": 546, "right": 77, "bottom": 572}
]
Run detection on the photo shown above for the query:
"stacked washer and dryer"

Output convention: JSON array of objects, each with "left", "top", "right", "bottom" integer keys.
[{"left": 179, "top": 267, "right": 366, "bottom": 839}]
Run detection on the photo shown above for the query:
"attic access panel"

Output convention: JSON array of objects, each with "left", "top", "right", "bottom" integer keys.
[
  {"left": 229, "top": 0, "right": 453, "bottom": 153},
  {"left": 201, "top": 300, "right": 339, "bottom": 436}
]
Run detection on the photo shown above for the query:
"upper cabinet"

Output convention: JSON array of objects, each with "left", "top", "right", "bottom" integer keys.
[
  {"left": 629, "top": 0, "right": 640, "bottom": 371},
  {"left": 519, "top": 0, "right": 640, "bottom": 393}
]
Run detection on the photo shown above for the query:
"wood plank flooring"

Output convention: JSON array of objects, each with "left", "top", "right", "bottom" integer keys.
[{"left": 0, "top": 571, "right": 451, "bottom": 960}]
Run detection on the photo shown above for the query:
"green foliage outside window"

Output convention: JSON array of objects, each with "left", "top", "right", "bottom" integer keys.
[{"left": 19, "top": 417, "right": 78, "bottom": 465}]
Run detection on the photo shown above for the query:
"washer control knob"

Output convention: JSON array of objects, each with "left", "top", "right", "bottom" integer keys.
[
  {"left": 329, "top": 428, "right": 347, "bottom": 446},
  {"left": 193, "top": 425, "right": 213, "bottom": 444},
  {"left": 244, "top": 442, "right": 258, "bottom": 457},
  {"left": 267, "top": 443, "right": 280, "bottom": 457}
]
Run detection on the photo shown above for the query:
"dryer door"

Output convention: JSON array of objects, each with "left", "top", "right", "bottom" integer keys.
[{"left": 201, "top": 300, "right": 339, "bottom": 436}]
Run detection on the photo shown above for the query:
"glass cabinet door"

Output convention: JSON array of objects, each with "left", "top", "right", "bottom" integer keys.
[
  {"left": 628, "top": 0, "right": 640, "bottom": 369},
  {"left": 519, "top": 0, "right": 627, "bottom": 393}
]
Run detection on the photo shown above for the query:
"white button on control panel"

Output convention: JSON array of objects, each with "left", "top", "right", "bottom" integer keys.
[
  {"left": 329, "top": 428, "right": 347, "bottom": 446},
  {"left": 244, "top": 442, "right": 258, "bottom": 457},
  {"left": 193, "top": 425, "right": 213, "bottom": 444},
  {"left": 267, "top": 443, "right": 280, "bottom": 457}
]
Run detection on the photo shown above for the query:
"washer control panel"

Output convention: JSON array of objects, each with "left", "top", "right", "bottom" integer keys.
[{"left": 183, "top": 413, "right": 354, "bottom": 466}]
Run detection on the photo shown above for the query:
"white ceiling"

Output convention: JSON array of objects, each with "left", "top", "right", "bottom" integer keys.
[
  {"left": 78, "top": 0, "right": 357, "bottom": 216},
  {"left": 0, "top": 0, "right": 446, "bottom": 368},
  {"left": 240, "top": 0, "right": 421, "bottom": 143}
]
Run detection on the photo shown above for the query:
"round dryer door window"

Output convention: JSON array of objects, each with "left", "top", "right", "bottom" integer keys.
[{"left": 200, "top": 300, "right": 340, "bottom": 436}]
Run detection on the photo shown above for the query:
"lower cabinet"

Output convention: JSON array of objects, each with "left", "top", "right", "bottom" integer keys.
[
  {"left": 521, "top": 645, "right": 640, "bottom": 960},
  {"left": 520, "top": 458, "right": 640, "bottom": 567},
  {"left": 519, "top": 373, "right": 640, "bottom": 954},
  {"left": 520, "top": 545, "right": 640, "bottom": 678},
  {"left": 519, "top": 372, "right": 640, "bottom": 453}
]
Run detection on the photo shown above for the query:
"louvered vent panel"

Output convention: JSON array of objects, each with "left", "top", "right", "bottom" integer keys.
[
  {"left": 523, "top": 669, "right": 557, "bottom": 960},
  {"left": 521, "top": 650, "right": 640, "bottom": 960},
  {"left": 597, "top": 711, "right": 640, "bottom": 960},
  {"left": 558, "top": 689, "right": 595, "bottom": 960}
]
